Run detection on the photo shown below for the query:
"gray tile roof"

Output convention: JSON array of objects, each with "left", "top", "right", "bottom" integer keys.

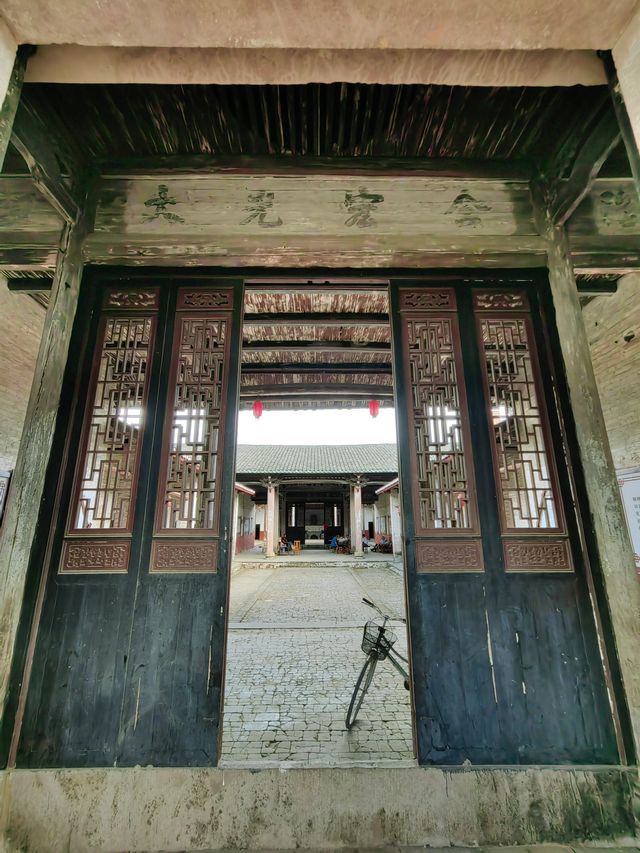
[{"left": 235, "top": 444, "right": 398, "bottom": 475}]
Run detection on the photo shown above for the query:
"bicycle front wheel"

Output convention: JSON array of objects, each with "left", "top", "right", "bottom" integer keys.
[{"left": 345, "top": 654, "right": 378, "bottom": 729}]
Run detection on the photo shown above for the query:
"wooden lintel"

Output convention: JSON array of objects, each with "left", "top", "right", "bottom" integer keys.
[
  {"left": 0, "top": 242, "right": 59, "bottom": 271},
  {"left": 241, "top": 362, "right": 393, "bottom": 375},
  {"left": 98, "top": 154, "right": 533, "bottom": 181},
  {"left": 11, "top": 102, "right": 81, "bottom": 223},
  {"left": 6, "top": 277, "right": 54, "bottom": 292},
  {"left": 550, "top": 108, "right": 621, "bottom": 225},
  {"left": 243, "top": 312, "right": 389, "bottom": 326},
  {"left": 240, "top": 383, "right": 393, "bottom": 397},
  {"left": 241, "top": 341, "right": 391, "bottom": 353},
  {"left": 601, "top": 51, "right": 640, "bottom": 199}
]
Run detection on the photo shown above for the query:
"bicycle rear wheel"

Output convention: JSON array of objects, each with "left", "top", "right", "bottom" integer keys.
[{"left": 345, "top": 654, "right": 378, "bottom": 729}]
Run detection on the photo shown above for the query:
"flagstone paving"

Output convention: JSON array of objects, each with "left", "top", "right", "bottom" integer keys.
[{"left": 221, "top": 558, "right": 413, "bottom": 765}]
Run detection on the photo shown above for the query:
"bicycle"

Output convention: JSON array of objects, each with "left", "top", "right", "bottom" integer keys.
[{"left": 345, "top": 597, "right": 410, "bottom": 729}]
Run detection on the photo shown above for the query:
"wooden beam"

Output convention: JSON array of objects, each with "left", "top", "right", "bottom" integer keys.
[
  {"left": 239, "top": 393, "right": 392, "bottom": 403},
  {"left": 0, "top": 241, "right": 59, "bottom": 272},
  {"left": 573, "top": 278, "right": 618, "bottom": 297},
  {"left": 240, "top": 383, "right": 393, "bottom": 397},
  {"left": 98, "top": 154, "right": 533, "bottom": 181},
  {"left": 241, "top": 341, "right": 391, "bottom": 354},
  {"left": 11, "top": 102, "right": 82, "bottom": 223},
  {"left": 601, "top": 51, "right": 640, "bottom": 200},
  {"left": 241, "top": 362, "right": 393, "bottom": 375},
  {"left": 549, "top": 107, "right": 621, "bottom": 225},
  {"left": 0, "top": 46, "right": 33, "bottom": 171},
  {"left": 6, "top": 277, "right": 53, "bottom": 292},
  {"left": 243, "top": 312, "right": 389, "bottom": 326}
]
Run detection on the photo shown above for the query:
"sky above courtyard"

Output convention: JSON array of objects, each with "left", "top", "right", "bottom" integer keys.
[{"left": 236, "top": 407, "right": 397, "bottom": 445}]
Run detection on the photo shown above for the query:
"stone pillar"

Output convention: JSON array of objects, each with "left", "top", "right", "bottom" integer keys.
[
  {"left": 613, "top": 8, "right": 640, "bottom": 152},
  {"left": 0, "top": 216, "right": 88, "bottom": 739},
  {"left": 544, "top": 217, "right": 640, "bottom": 756},
  {"left": 390, "top": 492, "right": 403, "bottom": 556},
  {"left": 353, "top": 482, "right": 363, "bottom": 556},
  {"left": 265, "top": 482, "right": 277, "bottom": 557}
]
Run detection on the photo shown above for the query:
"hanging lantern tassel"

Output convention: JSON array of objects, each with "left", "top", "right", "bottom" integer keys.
[
  {"left": 252, "top": 400, "right": 263, "bottom": 419},
  {"left": 369, "top": 399, "right": 380, "bottom": 418}
]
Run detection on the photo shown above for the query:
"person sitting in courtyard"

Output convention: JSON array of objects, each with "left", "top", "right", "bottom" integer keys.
[
  {"left": 279, "top": 534, "right": 292, "bottom": 553},
  {"left": 329, "top": 534, "right": 338, "bottom": 550},
  {"left": 362, "top": 535, "right": 370, "bottom": 552}
]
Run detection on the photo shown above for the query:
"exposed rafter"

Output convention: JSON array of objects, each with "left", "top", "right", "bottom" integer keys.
[{"left": 243, "top": 312, "right": 389, "bottom": 327}]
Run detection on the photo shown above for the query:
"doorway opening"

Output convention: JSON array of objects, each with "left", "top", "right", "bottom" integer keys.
[{"left": 221, "top": 281, "right": 414, "bottom": 766}]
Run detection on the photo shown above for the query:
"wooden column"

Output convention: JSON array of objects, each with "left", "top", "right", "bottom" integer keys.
[
  {"left": 542, "top": 205, "right": 640, "bottom": 756},
  {"left": 231, "top": 491, "right": 240, "bottom": 559},
  {"left": 265, "top": 482, "right": 277, "bottom": 557},
  {"left": 390, "top": 492, "right": 402, "bottom": 556},
  {"left": 352, "top": 483, "right": 363, "bottom": 555},
  {"left": 0, "top": 45, "right": 30, "bottom": 172},
  {"left": 0, "top": 210, "right": 90, "bottom": 733}
]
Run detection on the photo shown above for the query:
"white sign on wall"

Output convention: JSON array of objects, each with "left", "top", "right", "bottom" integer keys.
[{"left": 617, "top": 467, "right": 640, "bottom": 570}]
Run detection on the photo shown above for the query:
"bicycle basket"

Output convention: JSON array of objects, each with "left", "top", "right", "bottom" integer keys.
[{"left": 362, "top": 619, "right": 397, "bottom": 660}]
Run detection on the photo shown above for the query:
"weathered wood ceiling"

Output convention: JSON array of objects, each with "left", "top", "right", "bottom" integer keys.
[
  {"left": 14, "top": 82, "right": 618, "bottom": 167},
  {"left": 240, "top": 287, "right": 393, "bottom": 411}
]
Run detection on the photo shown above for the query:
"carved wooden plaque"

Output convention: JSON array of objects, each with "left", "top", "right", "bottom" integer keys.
[
  {"left": 415, "top": 538, "right": 484, "bottom": 573},
  {"left": 150, "top": 540, "right": 219, "bottom": 573},
  {"left": 503, "top": 539, "right": 573, "bottom": 573},
  {"left": 60, "top": 539, "right": 131, "bottom": 573}
]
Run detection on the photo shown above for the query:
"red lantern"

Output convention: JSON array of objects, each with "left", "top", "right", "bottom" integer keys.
[
  {"left": 252, "top": 400, "right": 263, "bottom": 419},
  {"left": 369, "top": 399, "right": 379, "bottom": 418}
]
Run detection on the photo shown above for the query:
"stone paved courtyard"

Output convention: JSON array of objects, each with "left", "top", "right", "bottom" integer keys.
[{"left": 221, "top": 555, "right": 414, "bottom": 765}]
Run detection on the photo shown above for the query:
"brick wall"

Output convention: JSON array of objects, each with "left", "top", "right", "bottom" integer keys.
[
  {"left": 0, "top": 278, "right": 45, "bottom": 471},
  {"left": 583, "top": 273, "right": 640, "bottom": 471}
]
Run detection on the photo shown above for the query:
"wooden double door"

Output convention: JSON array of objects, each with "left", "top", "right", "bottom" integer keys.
[{"left": 9, "top": 271, "right": 622, "bottom": 767}]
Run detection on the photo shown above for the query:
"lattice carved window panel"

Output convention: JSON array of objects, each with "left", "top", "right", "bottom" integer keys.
[
  {"left": 69, "top": 315, "right": 154, "bottom": 533},
  {"left": 474, "top": 289, "right": 573, "bottom": 573},
  {"left": 399, "top": 288, "right": 483, "bottom": 572},
  {"left": 159, "top": 317, "right": 227, "bottom": 531},
  {"left": 408, "top": 317, "right": 472, "bottom": 530},
  {"left": 480, "top": 317, "right": 558, "bottom": 531}
]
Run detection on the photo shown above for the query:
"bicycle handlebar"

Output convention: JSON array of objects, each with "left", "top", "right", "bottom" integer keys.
[{"left": 362, "top": 597, "right": 407, "bottom": 624}]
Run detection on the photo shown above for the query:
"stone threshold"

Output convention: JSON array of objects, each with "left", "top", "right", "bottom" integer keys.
[{"left": 1, "top": 765, "right": 637, "bottom": 852}]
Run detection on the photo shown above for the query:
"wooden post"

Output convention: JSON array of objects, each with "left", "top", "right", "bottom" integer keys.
[
  {"left": 266, "top": 482, "right": 277, "bottom": 557},
  {"left": 353, "top": 483, "right": 363, "bottom": 556},
  {"left": 390, "top": 492, "right": 402, "bottom": 556},
  {"left": 231, "top": 490, "right": 239, "bottom": 559},
  {"left": 0, "top": 45, "right": 31, "bottom": 172},
  {"left": 539, "top": 198, "right": 640, "bottom": 757},
  {"left": 0, "top": 208, "right": 90, "bottom": 734}
]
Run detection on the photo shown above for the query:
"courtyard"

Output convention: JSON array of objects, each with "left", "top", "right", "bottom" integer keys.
[{"left": 221, "top": 554, "right": 414, "bottom": 765}]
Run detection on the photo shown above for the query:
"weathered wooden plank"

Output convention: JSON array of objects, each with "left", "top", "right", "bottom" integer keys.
[
  {"left": 602, "top": 50, "right": 640, "bottom": 199},
  {"left": 0, "top": 46, "right": 32, "bottom": 171},
  {"left": 11, "top": 102, "right": 82, "bottom": 223},
  {"left": 567, "top": 178, "right": 640, "bottom": 236},
  {"left": 0, "top": 177, "right": 65, "bottom": 233},
  {"left": 0, "top": 244, "right": 59, "bottom": 271},
  {"left": 535, "top": 189, "right": 640, "bottom": 760},
  {"left": 99, "top": 155, "right": 533, "bottom": 181},
  {"left": 239, "top": 383, "right": 393, "bottom": 397},
  {"left": 0, "top": 201, "right": 91, "bottom": 766},
  {"left": 241, "top": 362, "right": 393, "bottom": 375},
  {"left": 550, "top": 108, "right": 621, "bottom": 225},
  {"left": 93, "top": 175, "right": 538, "bottom": 239},
  {"left": 243, "top": 312, "right": 389, "bottom": 326}
]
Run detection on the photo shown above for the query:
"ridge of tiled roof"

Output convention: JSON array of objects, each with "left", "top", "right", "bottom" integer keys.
[{"left": 235, "top": 444, "right": 398, "bottom": 475}]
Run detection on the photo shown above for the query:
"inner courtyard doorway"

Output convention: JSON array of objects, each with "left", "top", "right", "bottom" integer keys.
[{"left": 221, "top": 282, "right": 412, "bottom": 765}]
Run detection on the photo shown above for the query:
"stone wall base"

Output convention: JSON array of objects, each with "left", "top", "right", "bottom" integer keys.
[{"left": 0, "top": 766, "right": 638, "bottom": 851}]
